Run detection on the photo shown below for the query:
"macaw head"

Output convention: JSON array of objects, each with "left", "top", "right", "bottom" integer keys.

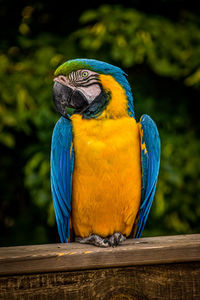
[{"left": 53, "top": 58, "right": 135, "bottom": 119}]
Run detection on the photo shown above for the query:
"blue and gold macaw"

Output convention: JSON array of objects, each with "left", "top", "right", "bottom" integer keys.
[{"left": 51, "top": 58, "right": 160, "bottom": 247}]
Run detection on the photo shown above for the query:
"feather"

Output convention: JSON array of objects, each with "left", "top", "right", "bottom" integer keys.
[
  {"left": 50, "top": 117, "right": 74, "bottom": 242},
  {"left": 136, "top": 114, "right": 161, "bottom": 238}
]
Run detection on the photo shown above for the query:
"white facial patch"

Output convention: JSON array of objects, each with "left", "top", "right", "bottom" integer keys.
[
  {"left": 54, "top": 70, "right": 102, "bottom": 104},
  {"left": 78, "top": 83, "right": 101, "bottom": 103}
]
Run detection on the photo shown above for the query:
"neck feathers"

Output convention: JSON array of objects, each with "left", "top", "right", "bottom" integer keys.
[{"left": 97, "top": 74, "right": 131, "bottom": 119}]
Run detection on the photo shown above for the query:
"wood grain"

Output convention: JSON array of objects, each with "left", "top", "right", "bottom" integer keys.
[
  {"left": 0, "top": 262, "right": 199, "bottom": 300},
  {"left": 0, "top": 234, "right": 200, "bottom": 275},
  {"left": 0, "top": 235, "right": 200, "bottom": 300}
]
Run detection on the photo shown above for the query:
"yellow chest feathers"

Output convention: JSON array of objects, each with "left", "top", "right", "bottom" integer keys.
[{"left": 70, "top": 115, "right": 141, "bottom": 238}]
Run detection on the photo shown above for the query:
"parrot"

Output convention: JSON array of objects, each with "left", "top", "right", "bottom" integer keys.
[{"left": 51, "top": 58, "right": 160, "bottom": 247}]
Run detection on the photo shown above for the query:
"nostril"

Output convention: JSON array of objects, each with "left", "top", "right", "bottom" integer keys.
[
  {"left": 59, "top": 76, "right": 67, "bottom": 83},
  {"left": 54, "top": 75, "right": 68, "bottom": 85}
]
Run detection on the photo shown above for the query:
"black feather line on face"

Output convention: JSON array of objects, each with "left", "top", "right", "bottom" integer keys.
[
  {"left": 75, "top": 74, "right": 99, "bottom": 84},
  {"left": 75, "top": 81, "right": 102, "bottom": 89},
  {"left": 69, "top": 71, "right": 99, "bottom": 87},
  {"left": 75, "top": 76, "right": 101, "bottom": 88}
]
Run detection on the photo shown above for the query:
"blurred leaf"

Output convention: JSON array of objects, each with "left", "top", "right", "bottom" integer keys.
[{"left": 1, "top": 2, "right": 200, "bottom": 246}]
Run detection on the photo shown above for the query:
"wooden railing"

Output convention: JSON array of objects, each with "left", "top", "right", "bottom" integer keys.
[{"left": 0, "top": 234, "right": 200, "bottom": 299}]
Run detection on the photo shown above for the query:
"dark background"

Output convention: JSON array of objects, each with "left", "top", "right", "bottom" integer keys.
[{"left": 0, "top": 0, "right": 200, "bottom": 246}]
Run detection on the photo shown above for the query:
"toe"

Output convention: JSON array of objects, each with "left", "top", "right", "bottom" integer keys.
[
  {"left": 100, "top": 238, "right": 111, "bottom": 248},
  {"left": 109, "top": 232, "right": 126, "bottom": 247},
  {"left": 118, "top": 233, "right": 126, "bottom": 243}
]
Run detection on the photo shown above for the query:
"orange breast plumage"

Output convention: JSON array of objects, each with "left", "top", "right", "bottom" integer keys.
[{"left": 71, "top": 114, "right": 141, "bottom": 238}]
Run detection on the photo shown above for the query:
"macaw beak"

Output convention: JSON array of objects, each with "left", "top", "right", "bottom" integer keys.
[{"left": 53, "top": 76, "right": 89, "bottom": 119}]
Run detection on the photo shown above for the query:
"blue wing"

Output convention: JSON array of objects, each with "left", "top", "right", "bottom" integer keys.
[
  {"left": 135, "top": 114, "right": 161, "bottom": 238},
  {"left": 51, "top": 117, "right": 74, "bottom": 243}
]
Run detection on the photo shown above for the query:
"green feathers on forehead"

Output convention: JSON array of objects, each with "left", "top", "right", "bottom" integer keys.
[
  {"left": 54, "top": 60, "right": 90, "bottom": 76},
  {"left": 54, "top": 58, "right": 124, "bottom": 77}
]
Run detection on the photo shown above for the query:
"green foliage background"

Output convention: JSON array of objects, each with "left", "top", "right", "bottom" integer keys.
[{"left": 0, "top": 1, "right": 200, "bottom": 246}]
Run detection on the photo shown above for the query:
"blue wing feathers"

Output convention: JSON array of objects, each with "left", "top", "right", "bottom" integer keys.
[
  {"left": 136, "top": 114, "right": 161, "bottom": 238},
  {"left": 51, "top": 117, "right": 74, "bottom": 243}
]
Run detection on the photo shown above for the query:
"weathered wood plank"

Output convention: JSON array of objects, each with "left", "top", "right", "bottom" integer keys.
[
  {"left": 0, "top": 234, "right": 200, "bottom": 275},
  {"left": 0, "top": 262, "right": 200, "bottom": 300},
  {"left": 0, "top": 235, "right": 200, "bottom": 300}
]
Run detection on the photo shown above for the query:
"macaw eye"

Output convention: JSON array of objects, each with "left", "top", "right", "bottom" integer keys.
[{"left": 82, "top": 71, "right": 88, "bottom": 78}]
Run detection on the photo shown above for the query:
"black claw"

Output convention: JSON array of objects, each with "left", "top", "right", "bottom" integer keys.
[
  {"left": 108, "top": 232, "right": 126, "bottom": 247},
  {"left": 103, "top": 238, "right": 112, "bottom": 246}
]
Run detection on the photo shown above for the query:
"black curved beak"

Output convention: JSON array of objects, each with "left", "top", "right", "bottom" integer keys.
[{"left": 53, "top": 81, "right": 89, "bottom": 119}]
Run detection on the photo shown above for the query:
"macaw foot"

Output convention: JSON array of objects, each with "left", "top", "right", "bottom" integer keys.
[
  {"left": 75, "top": 234, "right": 110, "bottom": 248},
  {"left": 75, "top": 232, "right": 126, "bottom": 248}
]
